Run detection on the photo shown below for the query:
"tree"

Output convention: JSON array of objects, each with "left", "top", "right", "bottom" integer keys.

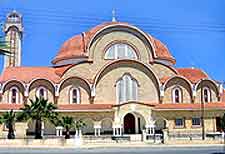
[
  {"left": 0, "top": 110, "right": 16, "bottom": 139},
  {"left": 0, "top": 36, "right": 11, "bottom": 56},
  {"left": 58, "top": 116, "right": 85, "bottom": 139},
  {"left": 17, "top": 97, "right": 58, "bottom": 139}
]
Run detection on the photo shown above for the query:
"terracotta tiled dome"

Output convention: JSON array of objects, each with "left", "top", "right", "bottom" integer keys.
[{"left": 52, "top": 22, "right": 175, "bottom": 65}]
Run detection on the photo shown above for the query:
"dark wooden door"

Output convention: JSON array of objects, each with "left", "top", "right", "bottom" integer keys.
[
  {"left": 124, "top": 113, "right": 135, "bottom": 134},
  {"left": 216, "top": 117, "right": 222, "bottom": 132}
]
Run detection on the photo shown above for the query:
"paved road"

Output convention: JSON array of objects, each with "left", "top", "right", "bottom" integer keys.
[{"left": 0, "top": 146, "right": 225, "bottom": 154}]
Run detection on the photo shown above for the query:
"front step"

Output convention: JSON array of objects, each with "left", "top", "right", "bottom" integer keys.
[
  {"left": 124, "top": 134, "right": 143, "bottom": 141},
  {"left": 83, "top": 134, "right": 143, "bottom": 143}
]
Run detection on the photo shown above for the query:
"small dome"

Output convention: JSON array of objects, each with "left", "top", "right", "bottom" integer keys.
[{"left": 52, "top": 35, "right": 87, "bottom": 64}]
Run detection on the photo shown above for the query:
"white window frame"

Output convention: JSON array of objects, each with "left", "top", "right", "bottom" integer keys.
[
  {"left": 116, "top": 74, "right": 138, "bottom": 104},
  {"left": 202, "top": 87, "right": 211, "bottom": 103},
  {"left": 192, "top": 117, "right": 201, "bottom": 127},
  {"left": 69, "top": 87, "right": 80, "bottom": 104},
  {"left": 172, "top": 87, "right": 182, "bottom": 103},
  {"left": 9, "top": 86, "right": 20, "bottom": 104},
  {"left": 105, "top": 43, "right": 137, "bottom": 60},
  {"left": 175, "top": 118, "right": 185, "bottom": 128},
  {"left": 36, "top": 86, "right": 48, "bottom": 100}
]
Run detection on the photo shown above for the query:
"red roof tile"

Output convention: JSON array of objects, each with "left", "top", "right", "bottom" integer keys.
[
  {"left": 148, "top": 36, "right": 176, "bottom": 64},
  {"left": 0, "top": 104, "right": 24, "bottom": 110},
  {"left": 57, "top": 104, "right": 113, "bottom": 111},
  {"left": 0, "top": 66, "right": 61, "bottom": 83},
  {"left": 176, "top": 68, "right": 208, "bottom": 83},
  {"left": 52, "top": 35, "right": 88, "bottom": 64},
  {"left": 155, "top": 102, "right": 225, "bottom": 110},
  {"left": 52, "top": 22, "right": 175, "bottom": 65},
  {"left": 160, "top": 76, "right": 171, "bottom": 83},
  {"left": 0, "top": 103, "right": 113, "bottom": 111},
  {"left": 54, "top": 64, "right": 73, "bottom": 77}
]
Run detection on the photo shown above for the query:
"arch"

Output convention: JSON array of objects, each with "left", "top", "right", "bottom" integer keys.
[
  {"left": 123, "top": 112, "right": 146, "bottom": 134},
  {"left": 124, "top": 113, "right": 135, "bottom": 134},
  {"left": 87, "top": 23, "right": 157, "bottom": 62},
  {"left": 81, "top": 118, "right": 94, "bottom": 135},
  {"left": 93, "top": 59, "right": 161, "bottom": 98},
  {"left": 5, "top": 25, "right": 20, "bottom": 33},
  {"left": 28, "top": 78, "right": 55, "bottom": 92},
  {"left": 2, "top": 79, "right": 25, "bottom": 93},
  {"left": 163, "top": 75, "right": 193, "bottom": 92},
  {"left": 163, "top": 76, "right": 193, "bottom": 102},
  {"left": 101, "top": 118, "right": 113, "bottom": 134},
  {"left": 114, "top": 101, "right": 155, "bottom": 108},
  {"left": 195, "top": 79, "right": 220, "bottom": 96},
  {"left": 152, "top": 115, "right": 169, "bottom": 130},
  {"left": 58, "top": 76, "right": 91, "bottom": 96},
  {"left": 155, "top": 119, "right": 167, "bottom": 131}
]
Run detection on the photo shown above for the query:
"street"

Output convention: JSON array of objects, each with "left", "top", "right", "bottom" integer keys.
[{"left": 0, "top": 146, "right": 224, "bottom": 154}]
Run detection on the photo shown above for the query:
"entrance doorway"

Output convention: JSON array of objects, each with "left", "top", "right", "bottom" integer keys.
[
  {"left": 216, "top": 117, "right": 222, "bottom": 132},
  {"left": 124, "top": 113, "right": 135, "bottom": 134}
]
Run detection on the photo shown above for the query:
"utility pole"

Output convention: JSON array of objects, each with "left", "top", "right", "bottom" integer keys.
[{"left": 201, "top": 80, "right": 205, "bottom": 140}]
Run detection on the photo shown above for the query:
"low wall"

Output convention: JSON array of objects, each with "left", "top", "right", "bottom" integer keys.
[
  {"left": 164, "top": 138, "right": 224, "bottom": 145},
  {"left": 0, "top": 138, "right": 82, "bottom": 147}
]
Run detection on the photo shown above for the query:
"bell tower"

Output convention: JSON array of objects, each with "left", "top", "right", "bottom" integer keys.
[{"left": 3, "top": 10, "right": 23, "bottom": 68}]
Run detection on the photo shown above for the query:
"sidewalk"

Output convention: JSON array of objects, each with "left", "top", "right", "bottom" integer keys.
[{"left": 0, "top": 140, "right": 224, "bottom": 149}]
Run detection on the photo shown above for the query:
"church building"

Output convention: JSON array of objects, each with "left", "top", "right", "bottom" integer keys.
[{"left": 0, "top": 11, "right": 224, "bottom": 140}]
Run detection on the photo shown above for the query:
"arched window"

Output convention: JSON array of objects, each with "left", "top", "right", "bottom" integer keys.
[
  {"left": 105, "top": 43, "right": 137, "bottom": 60},
  {"left": 172, "top": 87, "right": 182, "bottom": 103},
  {"left": 9, "top": 87, "right": 19, "bottom": 104},
  {"left": 36, "top": 86, "right": 47, "bottom": 99},
  {"left": 202, "top": 87, "right": 211, "bottom": 103},
  {"left": 69, "top": 87, "right": 80, "bottom": 104},
  {"left": 116, "top": 74, "right": 138, "bottom": 104}
]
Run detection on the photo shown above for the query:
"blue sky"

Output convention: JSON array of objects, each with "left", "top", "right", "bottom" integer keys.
[{"left": 0, "top": 0, "right": 225, "bottom": 82}]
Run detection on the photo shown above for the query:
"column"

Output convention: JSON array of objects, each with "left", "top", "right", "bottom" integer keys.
[
  {"left": 98, "top": 128, "right": 100, "bottom": 136},
  {"left": 41, "top": 122, "right": 44, "bottom": 136},
  {"left": 56, "top": 126, "right": 63, "bottom": 137},
  {"left": 119, "top": 127, "right": 122, "bottom": 136},
  {"left": 113, "top": 125, "right": 122, "bottom": 136}
]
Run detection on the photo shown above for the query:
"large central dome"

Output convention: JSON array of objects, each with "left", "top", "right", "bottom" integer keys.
[{"left": 52, "top": 22, "right": 175, "bottom": 65}]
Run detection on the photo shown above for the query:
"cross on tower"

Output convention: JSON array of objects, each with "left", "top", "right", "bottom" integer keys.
[{"left": 112, "top": 9, "right": 117, "bottom": 22}]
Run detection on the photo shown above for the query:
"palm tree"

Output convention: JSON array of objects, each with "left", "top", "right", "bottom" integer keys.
[
  {"left": 0, "top": 36, "right": 11, "bottom": 55},
  {"left": 0, "top": 110, "right": 16, "bottom": 139},
  {"left": 17, "top": 97, "right": 58, "bottom": 139},
  {"left": 58, "top": 116, "right": 85, "bottom": 139},
  {"left": 58, "top": 116, "right": 75, "bottom": 139}
]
